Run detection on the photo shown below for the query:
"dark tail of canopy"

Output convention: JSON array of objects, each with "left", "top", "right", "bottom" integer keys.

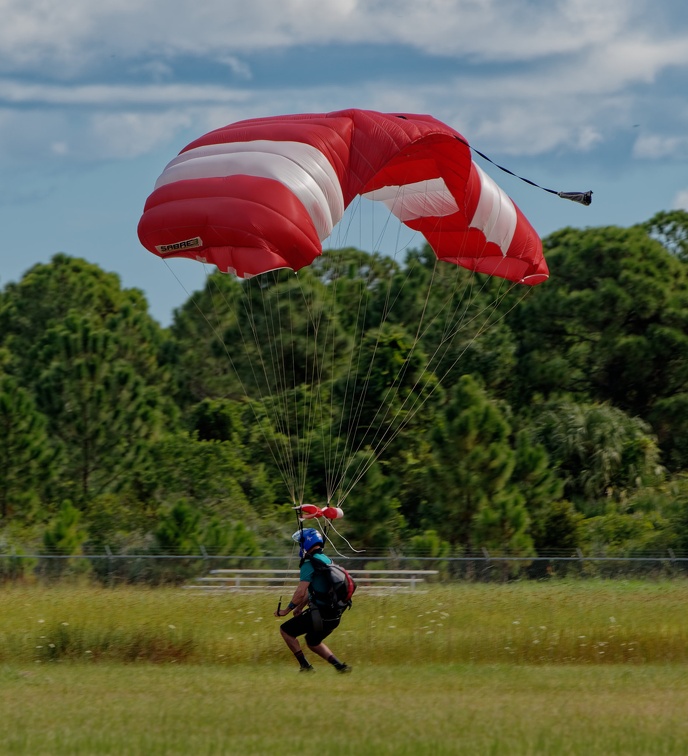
[
  {"left": 464, "top": 140, "right": 593, "bottom": 208},
  {"left": 558, "top": 190, "right": 593, "bottom": 206}
]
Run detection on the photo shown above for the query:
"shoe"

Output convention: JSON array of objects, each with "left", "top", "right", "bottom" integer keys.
[
  {"left": 336, "top": 663, "right": 352, "bottom": 674},
  {"left": 299, "top": 665, "right": 315, "bottom": 673}
]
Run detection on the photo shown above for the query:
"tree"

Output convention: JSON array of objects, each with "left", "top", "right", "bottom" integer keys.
[
  {"left": 40, "top": 501, "right": 87, "bottom": 578},
  {"left": 423, "top": 375, "right": 516, "bottom": 549},
  {"left": 470, "top": 488, "right": 534, "bottom": 568},
  {"left": 0, "top": 254, "right": 164, "bottom": 390},
  {"left": 154, "top": 499, "right": 203, "bottom": 555},
  {"left": 511, "top": 224, "right": 688, "bottom": 468},
  {"left": 512, "top": 225, "right": 687, "bottom": 407},
  {"left": 405, "top": 529, "right": 451, "bottom": 577},
  {"left": 0, "top": 374, "right": 53, "bottom": 522},
  {"left": 335, "top": 454, "right": 405, "bottom": 551},
  {"left": 170, "top": 268, "right": 352, "bottom": 404},
  {"left": 367, "top": 245, "right": 519, "bottom": 392},
  {"left": 642, "top": 209, "right": 688, "bottom": 261},
  {"left": 334, "top": 321, "right": 439, "bottom": 461},
  {"left": 202, "top": 518, "right": 260, "bottom": 560},
  {"left": 509, "top": 429, "right": 581, "bottom": 554},
  {"left": 36, "top": 314, "right": 165, "bottom": 503},
  {"left": 532, "top": 400, "right": 664, "bottom": 512}
]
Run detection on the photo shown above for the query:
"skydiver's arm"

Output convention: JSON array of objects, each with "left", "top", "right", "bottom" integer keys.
[
  {"left": 291, "top": 581, "right": 310, "bottom": 615},
  {"left": 275, "top": 580, "right": 310, "bottom": 617}
]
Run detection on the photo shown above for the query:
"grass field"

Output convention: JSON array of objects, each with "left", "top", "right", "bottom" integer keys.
[{"left": 1, "top": 580, "right": 688, "bottom": 754}]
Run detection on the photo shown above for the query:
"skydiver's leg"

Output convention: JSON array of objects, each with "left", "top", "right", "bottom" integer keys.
[
  {"left": 306, "top": 617, "right": 350, "bottom": 672},
  {"left": 306, "top": 641, "right": 350, "bottom": 672},
  {"left": 280, "top": 616, "right": 314, "bottom": 670},
  {"left": 279, "top": 626, "right": 302, "bottom": 654},
  {"left": 305, "top": 640, "right": 334, "bottom": 661}
]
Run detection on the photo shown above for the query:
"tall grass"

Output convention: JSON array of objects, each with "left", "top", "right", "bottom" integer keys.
[
  {"left": 2, "top": 582, "right": 688, "bottom": 754},
  {"left": 1, "top": 579, "right": 687, "bottom": 666}
]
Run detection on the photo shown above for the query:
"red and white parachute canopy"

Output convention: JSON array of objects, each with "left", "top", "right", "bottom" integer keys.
[{"left": 137, "top": 109, "right": 548, "bottom": 285}]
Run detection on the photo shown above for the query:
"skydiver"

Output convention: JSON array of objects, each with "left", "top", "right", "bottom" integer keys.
[{"left": 274, "top": 527, "right": 351, "bottom": 673}]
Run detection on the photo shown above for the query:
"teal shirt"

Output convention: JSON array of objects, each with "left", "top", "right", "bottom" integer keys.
[{"left": 300, "top": 551, "right": 332, "bottom": 604}]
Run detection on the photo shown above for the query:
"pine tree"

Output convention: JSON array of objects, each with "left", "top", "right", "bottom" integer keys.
[{"left": 0, "top": 374, "right": 53, "bottom": 522}]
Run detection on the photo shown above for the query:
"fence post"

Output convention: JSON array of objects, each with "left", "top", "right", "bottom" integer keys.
[{"left": 481, "top": 547, "right": 491, "bottom": 580}]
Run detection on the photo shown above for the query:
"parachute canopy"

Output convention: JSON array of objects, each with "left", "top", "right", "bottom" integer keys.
[{"left": 137, "top": 109, "right": 548, "bottom": 285}]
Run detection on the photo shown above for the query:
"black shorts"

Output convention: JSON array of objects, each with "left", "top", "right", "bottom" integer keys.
[{"left": 280, "top": 608, "right": 341, "bottom": 646}]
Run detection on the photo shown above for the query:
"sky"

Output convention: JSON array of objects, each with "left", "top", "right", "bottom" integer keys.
[{"left": 1, "top": 0, "right": 687, "bottom": 326}]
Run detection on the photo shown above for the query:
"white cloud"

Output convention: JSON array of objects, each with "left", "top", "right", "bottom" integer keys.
[
  {"left": 0, "top": 80, "right": 252, "bottom": 107},
  {"left": 673, "top": 189, "right": 688, "bottom": 211},
  {"left": 0, "top": 0, "right": 686, "bottom": 169},
  {"left": 90, "top": 112, "right": 196, "bottom": 159},
  {"left": 51, "top": 141, "right": 69, "bottom": 156},
  {"left": 217, "top": 56, "right": 253, "bottom": 81},
  {"left": 633, "top": 133, "right": 688, "bottom": 159},
  {"left": 1, "top": 0, "right": 686, "bottom": 73}
]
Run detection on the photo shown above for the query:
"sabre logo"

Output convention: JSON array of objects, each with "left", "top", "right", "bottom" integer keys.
[{"left": 156, "top": 237, "right": 203, "bottom": 253}]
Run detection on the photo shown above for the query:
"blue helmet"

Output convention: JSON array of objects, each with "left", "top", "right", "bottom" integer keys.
[{"left": 292, "top": 527, "right": 324, "bottom": 556}]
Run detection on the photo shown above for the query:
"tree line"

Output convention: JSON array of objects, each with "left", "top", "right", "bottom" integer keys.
[{"left": 2, "top": 209, "right": 688, "bottom": 580}]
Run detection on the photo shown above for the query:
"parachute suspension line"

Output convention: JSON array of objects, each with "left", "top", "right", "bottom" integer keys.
[
  {"left": 319, "top": 193, "right": 413, "bottom": 505},
  {"left": 324, "top": 253, "right": 373, "bottom": 504},
  {"left": 339, "top": 279, "right": 533, "bottom": 502},
  {"left": 200, "top": 265, "right": 322, "bottom": 508},
  {"left": 325, "top": 180, "right": 485, "bottom": 503},
  {"left": 332, "top": 255, "right": 449, "bottom": 499},
  {"left": 259, "top": 270, "right": 322, "bottom": 506},
  {"left": 334, "top": 236, "right": 529, "bottom": 503},
  {"left": 316, "top": 264, "right": 355, "bottom": 505},
  {"left": 327, "top": 236, "right": 421, "bottom": 501},
  {"left": 334, "top": 257, "right": 429, "bottom": 492},
  {"left": 267, "top": 273, "right": 309, "bottom": 504},
  {"left": 294, "top": 506, "right": 304, "bottom": 555},
  {"left": 243, "top": 276, "right": 297, "bottom": 496},
  {"left": 162, "top": 259, "right": 298, "bottom": 502},
  {"left": 284, "top": 278, "right": 305, "bottom": 499},
  {"left": 292, "top": 271, "right": 331, "bottom": 504},
  {"left": 231, "top": 273, "right": 302, "bottom": 502},
  {"left": 327, "top": 186, "right": 473, "bottom": 499},
  {"left": 312, "top": 517, "right": 356, "bottom": 560},
  {"left": 454, "top": 136, "right": 593, "bottom": 206},
  {"left": 322, "top": 267, "right": 345, "bottom": 503},
  {"left": 324, "top": 517, "right": 366, "bottom": 554}
]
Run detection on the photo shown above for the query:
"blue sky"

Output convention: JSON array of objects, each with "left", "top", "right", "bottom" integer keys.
[{"left": 1, "top": 0, "right": 687, "bottom": 326}]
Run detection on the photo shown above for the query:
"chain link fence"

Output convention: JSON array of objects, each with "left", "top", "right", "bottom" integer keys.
[{"left": 2, "top": 548, "right": 688, "bottom": 585}]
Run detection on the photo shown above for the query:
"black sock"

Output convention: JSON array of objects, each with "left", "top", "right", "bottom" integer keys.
[
  {"left": 327, "top": 654, "right": 343, "bottom": 668},
  {"left": 294, "top": 650, "right": 311, "bottom": 668}
]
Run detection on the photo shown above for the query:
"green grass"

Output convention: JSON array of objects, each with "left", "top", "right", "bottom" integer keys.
[
  {"left": 1, "top": 663, "right": 687, "bottom": 754},
  {"left": 2, "top": 580, "right": 687, "bottom": 665},
  {"left": 1, "top": 581, "right": 688, "bottom": 754}
]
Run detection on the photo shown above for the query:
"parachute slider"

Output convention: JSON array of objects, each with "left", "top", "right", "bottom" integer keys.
[
  {"left": 557, "top": 190, "right": 593, "bottom": 206},
  {"left": 294, "top": 504, "right": 344, "bottom": 521}
]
